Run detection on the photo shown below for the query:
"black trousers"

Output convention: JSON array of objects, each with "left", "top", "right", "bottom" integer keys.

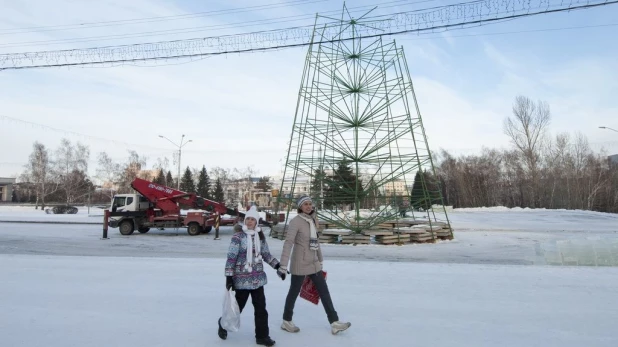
[
  {"left": 235, "top": 286, "right": 269, "bottom": 339},
  {"left": 283, "top": 271, "right": 339, "bottom": 324}
]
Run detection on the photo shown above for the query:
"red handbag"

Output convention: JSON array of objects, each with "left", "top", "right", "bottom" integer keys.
[{"left": 299, "top": 271, "right": 327, "bottom": 305}]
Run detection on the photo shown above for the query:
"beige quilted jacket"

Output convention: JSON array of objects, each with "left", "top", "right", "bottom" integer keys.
[{"left": 279, "top": 213, "right": 323, "bottom": 276}]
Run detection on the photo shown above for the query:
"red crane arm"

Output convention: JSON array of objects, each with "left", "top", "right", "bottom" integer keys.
[{"left": 130, "top": 178, "right": 239, "bottom": 216}]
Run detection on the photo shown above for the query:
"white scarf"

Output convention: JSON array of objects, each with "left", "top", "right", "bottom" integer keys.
[
  {"left": 243, "top": 225, "right": 262, "bottom": 272},
  {"left": 298, "top": 214, "right": 319, "bottom": 251}
]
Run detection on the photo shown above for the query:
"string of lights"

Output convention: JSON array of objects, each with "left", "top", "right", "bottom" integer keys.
[{"left": 0, "top": 0, "right": 615, "bottom": 71}]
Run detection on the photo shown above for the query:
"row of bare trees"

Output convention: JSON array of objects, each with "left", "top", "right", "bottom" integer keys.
[
  {"left": 16, "top": 138, "right": 271, "bottom": 208},
  {"left": 19, "top": 139, "right": 93, "bottom": 208},
  {"left": 16, "top": 95, "right": 615, "bottom": 213},
  {"left": 435, "top": 95, "right": 618, "bottom": 213}
]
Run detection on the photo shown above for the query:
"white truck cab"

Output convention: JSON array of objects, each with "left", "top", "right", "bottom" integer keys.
[
  {"left": 111, "top": 194, "right": 150, "bottom": 212},
  {"left": 110, "top": 194, "right": 151, "bottom": 214}
]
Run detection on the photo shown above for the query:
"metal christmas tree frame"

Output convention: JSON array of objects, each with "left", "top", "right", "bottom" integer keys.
[{"left": 277, "top": 6, "right": 453, "bottom": 241}]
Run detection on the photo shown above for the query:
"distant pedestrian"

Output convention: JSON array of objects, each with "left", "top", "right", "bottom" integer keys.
[
  {"left": 277, "top": 195, "right": 351, "bottom": 335},
  {"left": 399, "top": 203, "right": 407, "bottom": 217},
  {"left": 217, "top": 206, "right": 285, "bottom": 346}
]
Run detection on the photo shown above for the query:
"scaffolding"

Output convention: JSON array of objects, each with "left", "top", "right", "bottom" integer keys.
[{"left": 277, "top": 6, "right": 453, "bottom": 239}]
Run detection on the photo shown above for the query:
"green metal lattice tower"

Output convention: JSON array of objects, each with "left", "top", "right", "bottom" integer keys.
[{"left": 277, "top": 6, "right": 452, "bottom": 237}]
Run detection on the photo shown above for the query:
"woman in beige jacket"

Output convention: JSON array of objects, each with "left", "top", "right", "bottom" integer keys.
[{"left": 277, "top": 195, "right": 351, "bottom": 335}]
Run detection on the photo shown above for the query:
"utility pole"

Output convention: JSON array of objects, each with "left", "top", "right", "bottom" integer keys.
[{"left": 158, "top": 134, "right": 193, "bottom": 190}]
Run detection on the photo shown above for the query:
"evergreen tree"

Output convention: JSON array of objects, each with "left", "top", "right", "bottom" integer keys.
[
  {"left": 423, "top": 170, "right": 442, "bottom": 206},
  {"left": 255, "top": 176, "right": 273, "bottom": 192},
  {"left": 410, "top": 170, "right": 442, "bottom": 209},
  {"left": 328, "top": 160, "right": 363, "bottom": 208},
  {"left": 410, "top": 170, "right": 427, "bottom": 210},
  {"left": 153, "top": 169, "right": 166, "bottom": 185},
  {"left": 165, "top": 170, "right": 174, "bottom": 188},
  {"left": 213, "top": 178, "right": 225, "bottom": 203},
  {"left": 196, "top": 165, "right": 211, "bottom": 198},
  {"left": 309, "top": 167, "right": 327, "bottom": 200},
  {"left": 363, "top": 177, "right": 378, "bottom": 209},
  {"left": 179, "top": 166, "right": 196, "bottom": 193}
]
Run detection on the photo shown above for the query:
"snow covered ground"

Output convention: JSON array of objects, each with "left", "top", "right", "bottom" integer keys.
[
  {"left": 1, "top": 254, "right": 617, "bottom": 347},
  {"left": 1, "top": 205, "right": 616, "bottom": 266},
  {"left": 1, "top": 205, "right": 617, "bottom": 346}
]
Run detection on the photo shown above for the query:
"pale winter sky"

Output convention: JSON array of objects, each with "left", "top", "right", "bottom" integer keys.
[{"left": 1, "top": 0, "right": 617, "bottom": 180}]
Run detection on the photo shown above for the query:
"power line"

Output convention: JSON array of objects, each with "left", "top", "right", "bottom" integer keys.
[
  {"left": 0, "top": 0, "right": 615, "bottom": 71},
  {"left": 398, "top": 23, "right": 618, "bottom": 41},
  {"left": 0, "top": 15, "right": 320, "bottom": 49},
  {"left": 0, "top": 0, "right": 574, "bottom": 53},
  {"left": 0, "top": 0, "right": 329, "bottom": 34},
  {"left": 0, "top": 0, "right": 438, "bottom": 48},
  {"left": 0, "top": 114, "right": 171, "bottom": 151}
]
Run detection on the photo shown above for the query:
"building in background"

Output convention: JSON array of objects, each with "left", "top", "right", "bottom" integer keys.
[
  {"left": 384, "top": 179, "right": 408, "bottom": 196},
  {"left": 0, "top": 177, "right": 16, "bottom": 202},
  {"left": 272, "top": 175, "right": 310, "bottom": 199}
]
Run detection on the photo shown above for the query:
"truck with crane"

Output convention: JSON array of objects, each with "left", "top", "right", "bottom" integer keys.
[{"left": 107, "top": 178, "right": 282, "bottom": 236}]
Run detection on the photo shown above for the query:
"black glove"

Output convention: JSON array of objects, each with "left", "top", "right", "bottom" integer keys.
[
  {"left": 275, "top": 263, "right": 286, "bottom": 281},
  {"left": 226, "top": 276, "right": 234, "bottom": 291}
]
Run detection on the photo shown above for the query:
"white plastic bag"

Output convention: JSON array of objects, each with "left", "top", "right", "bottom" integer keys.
[{"left": 221, "top": 288, "right": 241, "bottom": 332}]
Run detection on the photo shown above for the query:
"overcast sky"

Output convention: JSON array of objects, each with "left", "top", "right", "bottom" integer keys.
[{"left": 1, "top": 0, "right": 617, "bottom": 180}]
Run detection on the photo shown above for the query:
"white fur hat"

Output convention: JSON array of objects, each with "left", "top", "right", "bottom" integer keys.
[{"left": 244, "top": 206, "right": 261, "bottom": 224}]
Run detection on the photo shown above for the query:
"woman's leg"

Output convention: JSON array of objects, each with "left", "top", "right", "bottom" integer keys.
[
  {"left": 282, "top": 274, "right": 305, "bottom": 321},
  {"left": 309, "top": 271, "right": 339, "bottom": 324},
  {"left": 235, "top": 289, "right": 251, "bottom": 312},
  {"left": 250, "top": 287, "right": 269, "bottom": 339}
]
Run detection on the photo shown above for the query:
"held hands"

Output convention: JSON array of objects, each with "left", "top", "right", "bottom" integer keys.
[
  {"left": 275, "top": 263, "right": 287, "bottom": 281},
  {"left": 226, "top": 276, "right": 234, "bottom": 291}
]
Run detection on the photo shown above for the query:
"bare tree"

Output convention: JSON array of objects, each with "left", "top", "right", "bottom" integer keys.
[
  {"left": 95, "top": 152, "right": 121, "bottom": 198},
  {"left": 233, "top": 166, "right": 258, "bottom": 206},
  {"left": 118, "top": 151, "right": 147, "bottom": 193},
  {"left": 543, "top": 133, "right": 570, "bottom": 208},
  {"left": 55, "top": 138, "right": 90, "bottom": 204},
  {"left": 153, "top": 157, "right": 170, "bottom": 175},
  {"left": 23, "top": 142, "right": 59, "bottom": 209},
  {"left": 503, "top": 95, "right": 551, "bottom": 207}
]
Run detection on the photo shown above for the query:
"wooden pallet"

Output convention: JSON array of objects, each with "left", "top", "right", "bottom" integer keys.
[
  {"left": 269, "top": 220, "right": 453, "bottom": 245},
  {"left": 409, "top": 231, "right": 435, "bottom": 243},
  {"left": 375, "top": 234, "right": 411, "bottom": 245},
  {"left": 362, "top": 230, "right": 394, "bottom": 236},
  {"left": 340, "top": 234, "right": 371, "bottom": 244},
  {"left": 322, "top": 229, "right": 353, "bottom": 236},
  {"left": 319, "top": 235, "right": 339, "bottom": 244}
]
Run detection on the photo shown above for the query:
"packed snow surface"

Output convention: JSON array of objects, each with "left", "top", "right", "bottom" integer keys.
[{"left": 1, "top": 205, "right": 617, "bottom": 346}]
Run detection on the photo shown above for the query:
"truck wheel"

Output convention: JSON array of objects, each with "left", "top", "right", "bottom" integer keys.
[
  {"left": 187, "top": 223, "right": 202, "bottom": 236},
  {"left": 138, "top": 227, "right": 150, "bottom": 233},
  {"left": 119, "top": 220, "right": 134, "bottom": 235},
  {"left": 203, "top": 226, "right": 213, "bottom": 234}
]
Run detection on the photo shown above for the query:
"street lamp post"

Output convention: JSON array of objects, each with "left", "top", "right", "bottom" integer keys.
[
  {"left": 158, "top": 134, "right": 193, "bottom": 190},
  {"left": 599, "top": 126, "right": 618, "bottom": 133}
]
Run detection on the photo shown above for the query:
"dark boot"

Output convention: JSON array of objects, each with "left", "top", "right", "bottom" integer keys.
[
  {"left": 256, "top": 337, "right": 276, "bottom": 346},
  {"left": 218, "top": 318, "right": 227, "bottom": 340}
]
